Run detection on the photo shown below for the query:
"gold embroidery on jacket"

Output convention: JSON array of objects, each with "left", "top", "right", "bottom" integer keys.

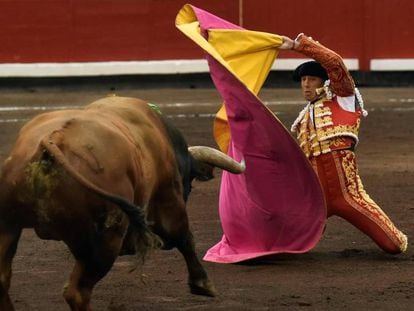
[
  {"left": 317, "top": 119, "right": 360, "bottom": 141},
  {"left": 330, "top": 137, "right": 348, "bottom": 148},
  {"left": 295, "top": 99, "right": 360, "bottom": 157}
]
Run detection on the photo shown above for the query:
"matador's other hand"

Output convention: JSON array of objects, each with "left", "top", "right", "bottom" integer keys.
[{"left": 279, "top": 35, "right": 295, "bottom": 50}]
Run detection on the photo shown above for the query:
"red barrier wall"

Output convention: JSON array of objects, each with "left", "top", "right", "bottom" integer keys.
[
  {"left": 242, "top": 0, "right": 414, "bottom": 70},
  {"left": 0, "top": 0, "right": 413, "bottom": 71}
]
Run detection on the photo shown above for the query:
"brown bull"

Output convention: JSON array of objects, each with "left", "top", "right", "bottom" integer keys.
[{"left": 0, "top": 96, "right": 244, "bottom": 311}]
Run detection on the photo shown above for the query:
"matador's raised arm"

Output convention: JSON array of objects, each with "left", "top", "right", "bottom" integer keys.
[{"left": 295, "top": 34, "right": 355, "bottom": 97}]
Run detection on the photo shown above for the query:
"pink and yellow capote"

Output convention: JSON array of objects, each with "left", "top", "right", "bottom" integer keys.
[{"left": 176, "top": 4, "right": 327, "bottom": 263}]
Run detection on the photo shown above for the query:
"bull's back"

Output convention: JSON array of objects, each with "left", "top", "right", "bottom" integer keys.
[
  {"left": 3, "top": 97, "right": 166, "bottom": 176},
  {"left": 4, "top": 107, "right": 143, "bottom": 190},
  {"left": 0, "top": 97, "right": 177, "bottom": 217},
  {"left": 86, "top": 96, "right": 171, "bottom": 150},
  {"left": 0, "top": 105, "right": 132, "bottom": 233},
  {"left": 85, "top": 96, "right": 179, "bottom": 181}
]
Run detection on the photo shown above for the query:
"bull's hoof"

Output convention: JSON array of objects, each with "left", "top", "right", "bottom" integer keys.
[{"left": 189, "top": 279, "right": 217, "bottom": 297}]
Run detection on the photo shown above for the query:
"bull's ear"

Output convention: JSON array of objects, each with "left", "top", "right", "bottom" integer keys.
[{"left": 194, "top": 162, "right": 214, "bottom": 181}]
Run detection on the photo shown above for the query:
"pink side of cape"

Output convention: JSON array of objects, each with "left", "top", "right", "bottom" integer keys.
[{"left": 190, "top": 6, "right": 326, "bottom": 263}]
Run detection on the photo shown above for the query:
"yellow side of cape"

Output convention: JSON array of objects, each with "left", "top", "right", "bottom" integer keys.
[{"left": 176, "top": 4, "right": 283, "bottom": 152}]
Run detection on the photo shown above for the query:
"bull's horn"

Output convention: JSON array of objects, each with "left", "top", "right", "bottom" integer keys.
[{"left": 188, "top": 146, "right": 245, "bottom": 174}]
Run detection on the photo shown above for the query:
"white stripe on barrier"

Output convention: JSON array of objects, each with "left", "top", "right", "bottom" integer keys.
[
  {"left": 0, "top": 58, "right": 359, "bottom": 78},
  {"left": 370, "top": 59, "right": 414, "bottom": 71}
]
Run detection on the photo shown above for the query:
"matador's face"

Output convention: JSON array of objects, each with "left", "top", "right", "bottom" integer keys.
[{"left": 301, "top": 75, "right": 324, "bottom": 101}]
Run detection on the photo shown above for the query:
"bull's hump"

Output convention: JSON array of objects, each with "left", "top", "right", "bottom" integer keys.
[
  {"left": 86, "top": 96, "right": 164, "bottom": 130},
  {"left": 88, "top": 96, "right": 148, "bottom": 109}
]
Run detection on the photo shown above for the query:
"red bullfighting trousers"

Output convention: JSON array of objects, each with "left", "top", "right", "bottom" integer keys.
[{"left": 310, "top": 150, "right": 407, "bottom": 254}]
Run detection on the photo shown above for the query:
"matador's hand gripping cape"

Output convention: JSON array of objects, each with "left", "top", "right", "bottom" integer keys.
[{"left": 176, "top": 4, "right": 326, "bottom": 263}]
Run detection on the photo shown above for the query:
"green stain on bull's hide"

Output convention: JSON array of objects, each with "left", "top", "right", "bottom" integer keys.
[
  {"left": 22, "top": 160, "right": 67, "bottom": 229},
  {"left": 25, "top": 161, "right": 66, "bottom": 200}
]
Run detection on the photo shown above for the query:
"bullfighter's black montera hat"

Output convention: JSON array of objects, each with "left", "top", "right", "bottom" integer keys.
[{"left": 292, "top": 61, "right": 328, "bottom": 82}]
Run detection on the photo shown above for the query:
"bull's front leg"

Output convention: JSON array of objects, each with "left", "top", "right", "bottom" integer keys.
[
  {"left": 176, "top": 230, "right": 217, "bottom": 297},
  {"left": 150, "top": 196, "right": 217, "bottom": 297},
  {"left": 150, "top": 179, "right": 217, "bottom": 297}
]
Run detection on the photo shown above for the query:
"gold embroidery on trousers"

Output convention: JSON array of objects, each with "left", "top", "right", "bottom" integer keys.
[{"left": 334, "top": 151, "right": 407, "bottom": 252}]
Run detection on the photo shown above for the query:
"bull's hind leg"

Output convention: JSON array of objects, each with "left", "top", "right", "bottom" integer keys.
[
  {"left": 63, "top": 242, "right": 122, "bottom": 311},
  {"left": 0, "top": 227, "right": 22, "bottom": 311},
  {"left": 63, "top": 218, "right": 128, "bottom": 311}
]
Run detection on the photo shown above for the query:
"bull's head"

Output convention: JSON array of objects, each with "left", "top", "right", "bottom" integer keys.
[
  {"left": 188, "top": 146, "right": 245, "bottom": 180},
  {"left": 178, "top": 146, "right": 244, "bottom": 202}
]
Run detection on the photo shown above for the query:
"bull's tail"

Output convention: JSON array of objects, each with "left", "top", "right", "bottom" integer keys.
[{"left": 39, "top": 134, "right": 159, "bottom": 260}]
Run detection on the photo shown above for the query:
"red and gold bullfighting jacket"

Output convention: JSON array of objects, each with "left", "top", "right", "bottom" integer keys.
[{"left": 291, "top": 34, "right": 367, "bottom": 158}]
